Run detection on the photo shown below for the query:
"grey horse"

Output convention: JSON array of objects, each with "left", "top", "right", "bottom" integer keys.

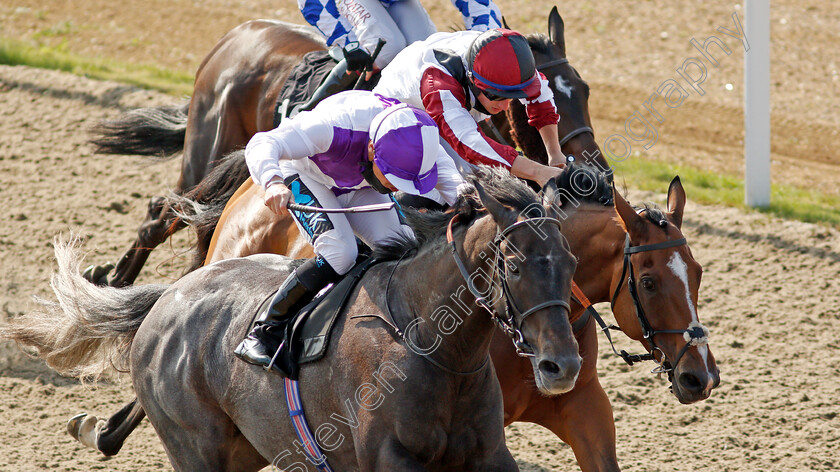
[{"left": 2, "top": 168, "right": 580, "bottom": 471}]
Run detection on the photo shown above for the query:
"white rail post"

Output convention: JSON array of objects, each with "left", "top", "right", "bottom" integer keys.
[{"left": 744, "top": 0, "right": 771, "bottom": 207}]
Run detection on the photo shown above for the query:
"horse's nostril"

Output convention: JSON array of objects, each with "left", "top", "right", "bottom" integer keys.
[
  {"left": 539, "top": 359, "right": 561, "bottom": 376},
  {"left": 679, "top": 372, "right": 704, "bottom": 393}
]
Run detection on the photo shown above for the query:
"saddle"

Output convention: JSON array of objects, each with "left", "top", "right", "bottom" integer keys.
[
  {"left": 274, "top": 49, "right": 380, "bottom": 127},
  {"left": 255, "top": 257, "right": 378, "bottom": 379}
]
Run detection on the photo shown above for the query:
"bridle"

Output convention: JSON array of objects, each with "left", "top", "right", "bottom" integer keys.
[
  {"left": 536, "top": 57, "right": 594, "bottom": 149},
  {"left": 447, "top": 213, "right": 572, "bottom": 358},
  {"left": 604, "top": 233, "right": 709, "bottom": 374}
]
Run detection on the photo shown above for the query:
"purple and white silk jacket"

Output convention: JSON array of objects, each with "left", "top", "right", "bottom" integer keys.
[{"left": 245, "top": 90, "right": 464, "bottom": 204}]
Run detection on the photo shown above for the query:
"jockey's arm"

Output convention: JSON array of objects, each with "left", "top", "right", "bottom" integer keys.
[
  {"left": 521, "top": 71, "right": 565, "bottom": 166},
  {"left": 510, "top": 152, "right": 563, "bottom": 187},
  {"left": 538, "top": 124, "right": 566, "bottom": 167},
  {"left": 431, "top": 147, "right": 467, "bottom": 206},
  {"left": 448, "top": 0, "right": 503, "bottom": 31},
  {"left": 245, "top": 113, "right": 334, "bottom": 213},
  {"left": 420, "top": 68, "right": 519, "bottom": 168}
]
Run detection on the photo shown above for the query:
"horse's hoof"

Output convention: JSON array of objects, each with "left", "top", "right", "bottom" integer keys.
[
  {"left": 82, "top": 262, "right": 115, "bottom": 286},
  {"left": 66, "top": 413, "right": 102, "bottom": 449}
]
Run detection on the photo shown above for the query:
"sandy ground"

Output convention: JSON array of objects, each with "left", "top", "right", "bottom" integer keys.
[
  {"left": 0, "top": 1, "right": 839, "bottom": 471},
  {"left": 2, "top": 0, "right": 839, "bottom": 193}
]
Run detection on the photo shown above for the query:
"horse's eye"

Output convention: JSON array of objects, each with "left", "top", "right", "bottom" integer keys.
[
  {"left": 640, "top": 277, "right": 655, "bottom": 291},
  {"left": 507, "top": 261, "right": 520, "bottom": 275}
]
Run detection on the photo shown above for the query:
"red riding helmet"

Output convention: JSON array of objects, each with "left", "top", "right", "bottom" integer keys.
[{"left": 466, "top": 29, "right": 540, "bottom": 99}]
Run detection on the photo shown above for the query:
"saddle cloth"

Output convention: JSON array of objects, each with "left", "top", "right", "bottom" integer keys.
[
  {"left": 273, "top": 49, "right": 381, "bottom": 127},
  {"left": 255, "top": 257, "right": 378, "bottom": 379}
]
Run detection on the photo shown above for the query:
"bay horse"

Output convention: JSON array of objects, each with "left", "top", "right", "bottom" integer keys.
[
  {"left": 3, "top": 169, "right": 581, "bottom": 471},
  {"left": 67, "top": 163, "right": 720, "bottom": 471},
  {"left": 85, "top": 7, "right": 602, "bottom": 287}
]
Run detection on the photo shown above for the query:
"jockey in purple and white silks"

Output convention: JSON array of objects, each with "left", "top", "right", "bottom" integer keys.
[
  {"left": 298, "top": 0, "right": 502, "bottom": 69},
  {"left": 235, "top": 90, "right": 465, "bottom": 369}
]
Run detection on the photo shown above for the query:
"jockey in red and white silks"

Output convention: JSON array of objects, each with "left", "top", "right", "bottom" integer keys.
[
  {"left": 298, "top": 0, "right": 502, "bottom": 69},
  {"left": 373, "top": 29, "right": 567, "bottom": 186}
]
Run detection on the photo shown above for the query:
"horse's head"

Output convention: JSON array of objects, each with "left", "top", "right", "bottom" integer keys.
[
  {"left": 468, "top": 167, "right": 581, "bottom": 395},
  {"left": 507, "top": 7, "right": 605, "bottom": 170},
  {"left": 611, "top": 178, "right": 720, "bottom": 403}
]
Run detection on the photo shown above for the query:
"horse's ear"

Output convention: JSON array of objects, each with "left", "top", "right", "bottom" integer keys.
[
  {"left": 613, "top": 186, "right": 647, "bottom": 239},
  {"left": 548, "top": 6, "right": 566, "bottom": 58},
  {"left": 501, "top": 15, "right": 510, "bottom": 29},
  {"left": 666, "top": 176, "right": 686, "bottom": 229},
  {"left": 475, "top": 180, "right": 518, "bottom": 229}
]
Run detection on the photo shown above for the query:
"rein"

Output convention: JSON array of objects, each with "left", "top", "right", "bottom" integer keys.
[
  {"left": 535, "top": 57, "right": 594, "bottom": 150},
  {"left": 447, "top": 213, "right": 571, "bottom": 358},
  {"left": 605, "top": 233, "right": 709, "bottom": 374},
  {"left": 370, "top": 246, "right": 491, "bottom": 376}
]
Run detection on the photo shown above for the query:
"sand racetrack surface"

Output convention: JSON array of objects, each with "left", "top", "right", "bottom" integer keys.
[{"left": 1, "top": 1, "right": 839, "bottom": 471}]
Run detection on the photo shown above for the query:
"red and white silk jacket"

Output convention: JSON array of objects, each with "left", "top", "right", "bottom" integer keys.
[{"left": 373, "top": 30, "right": 559, "bottom": 168}]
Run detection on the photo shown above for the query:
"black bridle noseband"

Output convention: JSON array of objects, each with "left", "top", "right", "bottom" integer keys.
[
  {"left": 536, "top": 57, "right": 594, "bottom": 150},
  {"left": 603, "top": 233, "right": 710, "bottom": 374},
  {"left": 448, "top": 214, "right": 572, "bottom": 358}
]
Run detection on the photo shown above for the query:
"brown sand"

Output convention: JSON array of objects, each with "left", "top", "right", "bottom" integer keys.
[{"left": 1, "top": 1, "right": 839, "bottom": 470}]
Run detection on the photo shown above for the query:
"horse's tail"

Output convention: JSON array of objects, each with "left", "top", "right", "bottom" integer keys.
[
  {"left": 0, "top": 238, "right": 169, "bottom": 382},
  {"left": 90, "top": 101, "right": 189, "bottom": 158},
  {"left": 168, "top": 149, "right": 251, "bottom": 271}
]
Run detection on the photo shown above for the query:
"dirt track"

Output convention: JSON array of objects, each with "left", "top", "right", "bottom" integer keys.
[{"left": 1, "top": 1, "right": 839, "bottom": 471}]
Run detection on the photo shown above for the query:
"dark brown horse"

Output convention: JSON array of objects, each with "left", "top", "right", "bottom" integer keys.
[
  {"left": 67, "top": 162, "right": 719, "bottom": 471},
  {"left": 4, "top": 169, "right": 581, "bottom": 471},
  {"left": 86, "top": 7, "right": 602, "bottom": 287},
  {"left": 194, "top": 163, "right": 720, "bottom": 472}
]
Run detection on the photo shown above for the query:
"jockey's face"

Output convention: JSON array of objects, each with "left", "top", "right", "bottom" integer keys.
[
  {"left": 477, "top": 92, "right": 512, "bottom": 114},
  {"left": 368, "top": 141, "right": 397, "bottom": 192}
]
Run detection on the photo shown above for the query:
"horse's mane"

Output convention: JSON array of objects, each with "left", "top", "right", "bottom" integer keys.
[
  {"left": 553, "top": 162, "right": 613, "bottom": 207},
  {"left": 525, "top": 34, "right": 553, "bottom": 58},
  {"left": 373, "top": 166, "right": 535, "bottom": 261},
  {"left": 373, "top": 163, "right": 611, "bottom": 261},
  {"left": 635, "top": 204, "right": 671, "bottom": 234}
]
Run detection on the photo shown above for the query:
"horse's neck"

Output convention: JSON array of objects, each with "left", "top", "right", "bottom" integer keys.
[
  {"left": 565, "top": 204, "right": 625, "bottom": 304},
  {"left": 501, "top": 102, "right": 547, "bottom": 164},
  {"left": 393, "top": 230, "right": 498, "bottom": 371}
]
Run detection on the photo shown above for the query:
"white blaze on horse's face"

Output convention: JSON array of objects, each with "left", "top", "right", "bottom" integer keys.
[
  {"left": 666, "top": 251, "right": 711, "bottom": 367},
  {"left": 553, "top": 75, "right": 573, "bottom": 99}
]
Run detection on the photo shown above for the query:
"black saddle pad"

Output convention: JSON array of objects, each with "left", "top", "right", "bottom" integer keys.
[
  {"left": 259, "top": 257, "right": 378, "bottom": 379},
  {"left": 273, "top": 49, "right": 382, "bottom": 127}
]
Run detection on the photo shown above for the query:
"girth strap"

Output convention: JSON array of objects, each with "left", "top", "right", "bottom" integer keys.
[{"left": 284, "top": 378, "right": 334, "bottom": 471}]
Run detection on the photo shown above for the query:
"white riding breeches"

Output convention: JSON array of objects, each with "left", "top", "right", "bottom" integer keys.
[{"left": 286, "top": 172, "right": 414, "bottom": 275}]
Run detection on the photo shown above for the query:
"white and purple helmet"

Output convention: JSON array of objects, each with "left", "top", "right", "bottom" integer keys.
[{"left": 369, "top": 103, "right": 439, "bottom": 195}]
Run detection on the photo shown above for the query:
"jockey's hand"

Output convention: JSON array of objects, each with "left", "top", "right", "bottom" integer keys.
[
  {"left": 538, "top": 124, "right": 566, "bottom": 168},
  {"left": 264, "top": 180, "right": 294, "bottom": 215},
  {"left": 548, "top": 152, "right": 567, "bottom": 169},
  {"left": 344, "top": 47, "right": 373, "bottom": 73},
  {"left": 364, "top": 66, "right": 380, "bottom": 82},
  {"left": 510, "top": 153, "right": 565, "bottom": 188}
]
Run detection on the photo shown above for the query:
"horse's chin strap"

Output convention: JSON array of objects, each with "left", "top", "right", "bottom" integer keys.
[
  {"left": 446, "top": 214, "right": 571, "bottom": 358},
  {"left": 606, "top": 233, "right": 710, "bottom": 375}
]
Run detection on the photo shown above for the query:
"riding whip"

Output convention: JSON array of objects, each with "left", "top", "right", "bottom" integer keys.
[{"left": 287, "top": 202, "right": 395, "bottom": 213}]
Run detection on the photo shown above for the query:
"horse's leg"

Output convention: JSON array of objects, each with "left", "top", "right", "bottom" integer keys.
[
  {"left": 94, "top": 398, "right": 146, "bottom": 456},
  {"left": 97, "top": 196, "right": 185, "bottom": 287},
  {"left": 527, "top": 377, "right": 621, "bottom": 472},
  {"left": 139, "top": 380, "right": 266, "bottom": 472},
  {"left": 95, "top": 68, "right": 252, "bottom": 287}
]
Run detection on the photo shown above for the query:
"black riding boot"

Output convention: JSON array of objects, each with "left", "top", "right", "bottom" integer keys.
[{"left": 234, "top": 256, "right": 340, "bottom": 367}]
